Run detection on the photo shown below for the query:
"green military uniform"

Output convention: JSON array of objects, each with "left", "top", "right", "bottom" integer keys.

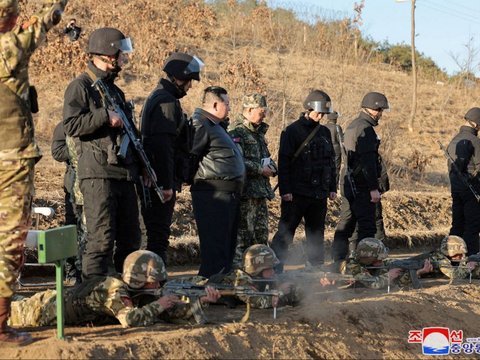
[
  {"left": 228, "top": 94, "right": 275, "bottom": 268},
  {"left": 0, "top": 0, "right": 68, "bottom": 298},
  {"left": 343, "top": 259, "right": 412, "bottom": 290},
  {"left": 10, "top": 250, "right": 205, "bottom": 328}
]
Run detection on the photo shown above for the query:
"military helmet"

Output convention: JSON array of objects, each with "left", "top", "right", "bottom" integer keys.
[
  {"left": 88, "top": 27, "right": 133, "bottom": 56},
  {"left": 303, "top": 89, "right": 332, "bottom": 113},
  {"left": 0, "top": 0, "right": 18, "bottom": 18},
  {"left": 361, "top": 92, "right": 389, "bottom": 110},
  {"left": 122, "top": 250, "right": 167, "bottom": 289},
  {"left": 243, "top": 244, "right": 280, "bottom": 276},
  {"left": 243, "top": 93, "right": 267, "bottom": 109},
  {"left": 440, "top": 235, "right": 467, "bottom": 257},
  {"left": 163, "top": 52, "right": 204, "bottom": 81},
  {"left": 354, "top": 238, "right": 388, "bottom": 261},
  {"left": 464, "top": 107, "right": 480, "bottom": 125}
]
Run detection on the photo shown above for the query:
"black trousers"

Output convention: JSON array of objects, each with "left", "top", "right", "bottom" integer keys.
[
  {"left": 331, "top": 191, "right": 376, "bottom": 261},
  {"left": 271, "top": 195, "right": 328, "bottom": 267},
  {"left": 191, "top": 190, "right": 240, "bottom": 277},
  {"left": 348, "top": 201, "right": 385, "bottom": 254},
  {"left": 450, "top": 190, "right": 480, "bottom": 255},
  {"left": 81, "top": 178, "right": 141, "bottom": 278},
  {"left": 140, "top": 187, "right": 176, "bottom": 264}
]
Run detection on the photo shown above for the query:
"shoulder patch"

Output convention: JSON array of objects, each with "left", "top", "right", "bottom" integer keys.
[{"left": 232, "top": 136, "right": 241, "bottom": 143}]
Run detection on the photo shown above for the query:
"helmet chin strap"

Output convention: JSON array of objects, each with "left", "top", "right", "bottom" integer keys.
[{"left": 168, "top": 75, "right": 188, "bottom": 98}]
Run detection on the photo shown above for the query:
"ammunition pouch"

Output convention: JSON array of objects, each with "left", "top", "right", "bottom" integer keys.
[{"left": 29, "top": 86, "right": 39, "bottom": 114}]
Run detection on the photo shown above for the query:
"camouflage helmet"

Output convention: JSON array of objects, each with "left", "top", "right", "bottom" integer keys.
[
  {"left": 0, "top": 0, "right": 18, "bottom": 18},
  {"left": 163, "top": 52, "right": 204, "bottom": 81},
  {"left": 122, "top": 250, "right": 167, "bottom": 289},
  {"left": 361, "top": 92, "right": 389, "bottom": 110},
  {"left": 243, "top": 93, "right": 267, "bottom": 109},
  {"left": 243, "top": 244, "right": 280, "bottom": 276},
  {"left": 303, "top": 89, "right": 332, "bottom": 113},
  {"left": 440, "top": 235, "right": 467, "bottom": 257},
  {"left": 464, "top": 107, "right": 480, "bottom": 125},
  {"left": 354, "top": 238, "right": 388, "bottom": 261}
]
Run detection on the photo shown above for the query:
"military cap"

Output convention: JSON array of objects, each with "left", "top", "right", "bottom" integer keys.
[
  {"left": 122, "top": 250, "right": 167, "bottom": 289},
  {"left": 243, "top": 93, "right": 267, "bottom": 109}
]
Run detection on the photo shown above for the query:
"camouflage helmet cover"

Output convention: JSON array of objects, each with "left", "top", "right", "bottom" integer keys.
[
  {"left": 440, "top": 235, "right": 467, "bottom": 257},
  {"left": 0, "top": 0, "right": 18, "bottom": 18},
  {"left": 354, "top": 238, "right": 388, "bottom": 261},
  {"left": 122, "top": 250, "right": 167, "bottom": 289},
  {"left": 243, "top": 244, "right": 280, "bottom": 276},
  {"left": 243, "top": 93, "right": 267, "bottom": 109}
]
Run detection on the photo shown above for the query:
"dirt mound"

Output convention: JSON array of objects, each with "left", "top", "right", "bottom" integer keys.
[{"left": 3, "top": 281, "right": 479, "bottom": 359}]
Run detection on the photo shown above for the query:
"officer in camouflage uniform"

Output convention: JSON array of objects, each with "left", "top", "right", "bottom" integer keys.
[
  {"left": 408, "top": 235, "right": 480, "bottom": 281},
  {"left": 9, "top": 250, "right": 220, "bottom": 328},
  {"left": 218, "top": 245, "right": 302, "bottom": 309},
  {"left": 228, "top": 94, "right": 275, "bottom": 268},
  {"left": 331, "top": 238, "right": 423, "bottom": 290},
  {"left": 51, "top": 121, "right": 86, "bottom": 284},
  {"left": 0, "top": 0, "right": 68, "bottom": 346}
]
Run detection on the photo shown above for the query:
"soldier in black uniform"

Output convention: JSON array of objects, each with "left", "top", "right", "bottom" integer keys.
[
  {"left": 140, "top": 52, "right": 203, "bottom": 264},
  {"left": 331, "top": 92, "right": 389, "bottom": 266},
  {"left": 271, "top": 90, "right": 337, "bottom": 272},
  {"left": 324, "top": 111, "right": 343, "bottom": 188},
  {"left": 63, "top": 27, "right": 141, "bottom": 279},
  {"left": 447, "top": 107, "right": 480, "bottom": 256}
]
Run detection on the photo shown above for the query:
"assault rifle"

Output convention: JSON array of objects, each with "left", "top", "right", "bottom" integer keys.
[
  {"left": 437, "top": 140, "right": 480, "bottom": 202},
  {"left": 131, "top": 282, "right": 282, "bottom": 323},
  {"left": 92, "top": 79, "right": 165, "bottom": 203}
]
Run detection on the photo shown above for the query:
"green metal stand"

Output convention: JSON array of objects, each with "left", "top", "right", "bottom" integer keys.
[{"left": 36, "top": 225, "right": 77, "bottom": 340}]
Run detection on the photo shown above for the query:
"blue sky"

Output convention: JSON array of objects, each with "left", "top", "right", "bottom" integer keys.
[{"left": 267, "top": 0, "right": 480, "bottom": 75}]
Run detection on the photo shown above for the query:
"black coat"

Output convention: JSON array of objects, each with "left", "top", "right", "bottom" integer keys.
[
  {"left": 447, "top": 125, "right": 480, "bottom": 192},
  {"left": 277, "top": 114, "right": 336, "bottom": 199},
  {"left": 141, "top": 78, "right": 190, "bottom": 190},
  {"left": 63, "top": 62, "right": 138, "bottom": 181}
]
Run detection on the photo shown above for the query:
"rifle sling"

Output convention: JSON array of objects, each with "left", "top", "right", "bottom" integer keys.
[{"left": 292, "top": 123, "right": 323, "bottom": 161}]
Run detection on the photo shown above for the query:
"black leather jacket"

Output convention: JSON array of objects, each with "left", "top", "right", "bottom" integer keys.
[{"left": 190, "top": 108, "right": 245, "bottom": 192}]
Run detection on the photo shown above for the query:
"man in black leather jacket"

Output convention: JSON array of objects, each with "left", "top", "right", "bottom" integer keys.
[{"left": 189, "top": 86, "right": 245, "bottom": 277}]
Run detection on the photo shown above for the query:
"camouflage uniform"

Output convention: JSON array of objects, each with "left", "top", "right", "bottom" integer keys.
[
  {"left": 228, "top": 94, "right": 274, "bottom": 268},
  {"left": 217, "top": 245, "right": 301, "bottom": 308},
  {"left": 9, "top": 250, "right": 202, "bottom": 328},
  {"left": 342, "top": 237, "right": 412, "bottom": 290},
  {"left": 0, "top": 0, "right": 68, "bottom": 298}
]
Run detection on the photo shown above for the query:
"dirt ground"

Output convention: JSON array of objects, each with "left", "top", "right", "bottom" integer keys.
[{"left": 3, "top": 272, "right": 480, "bottom": 359}]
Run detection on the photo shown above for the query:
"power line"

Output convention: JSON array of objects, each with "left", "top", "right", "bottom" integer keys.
[{"left": 419, "top": 0, "right": 478, "bottom": 24}]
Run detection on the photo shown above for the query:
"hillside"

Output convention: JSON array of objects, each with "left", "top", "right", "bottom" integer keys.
[{"left": 10, "top": 0, "right": 480, "bottom": 358}]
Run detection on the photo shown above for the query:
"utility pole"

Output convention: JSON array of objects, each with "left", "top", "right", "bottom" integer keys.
[
  {"left": 409, "top": 0, "right": 417, "bottom": 132},
  {"left": 396, "top": 0, "right": 417, "bottom": 132}
]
